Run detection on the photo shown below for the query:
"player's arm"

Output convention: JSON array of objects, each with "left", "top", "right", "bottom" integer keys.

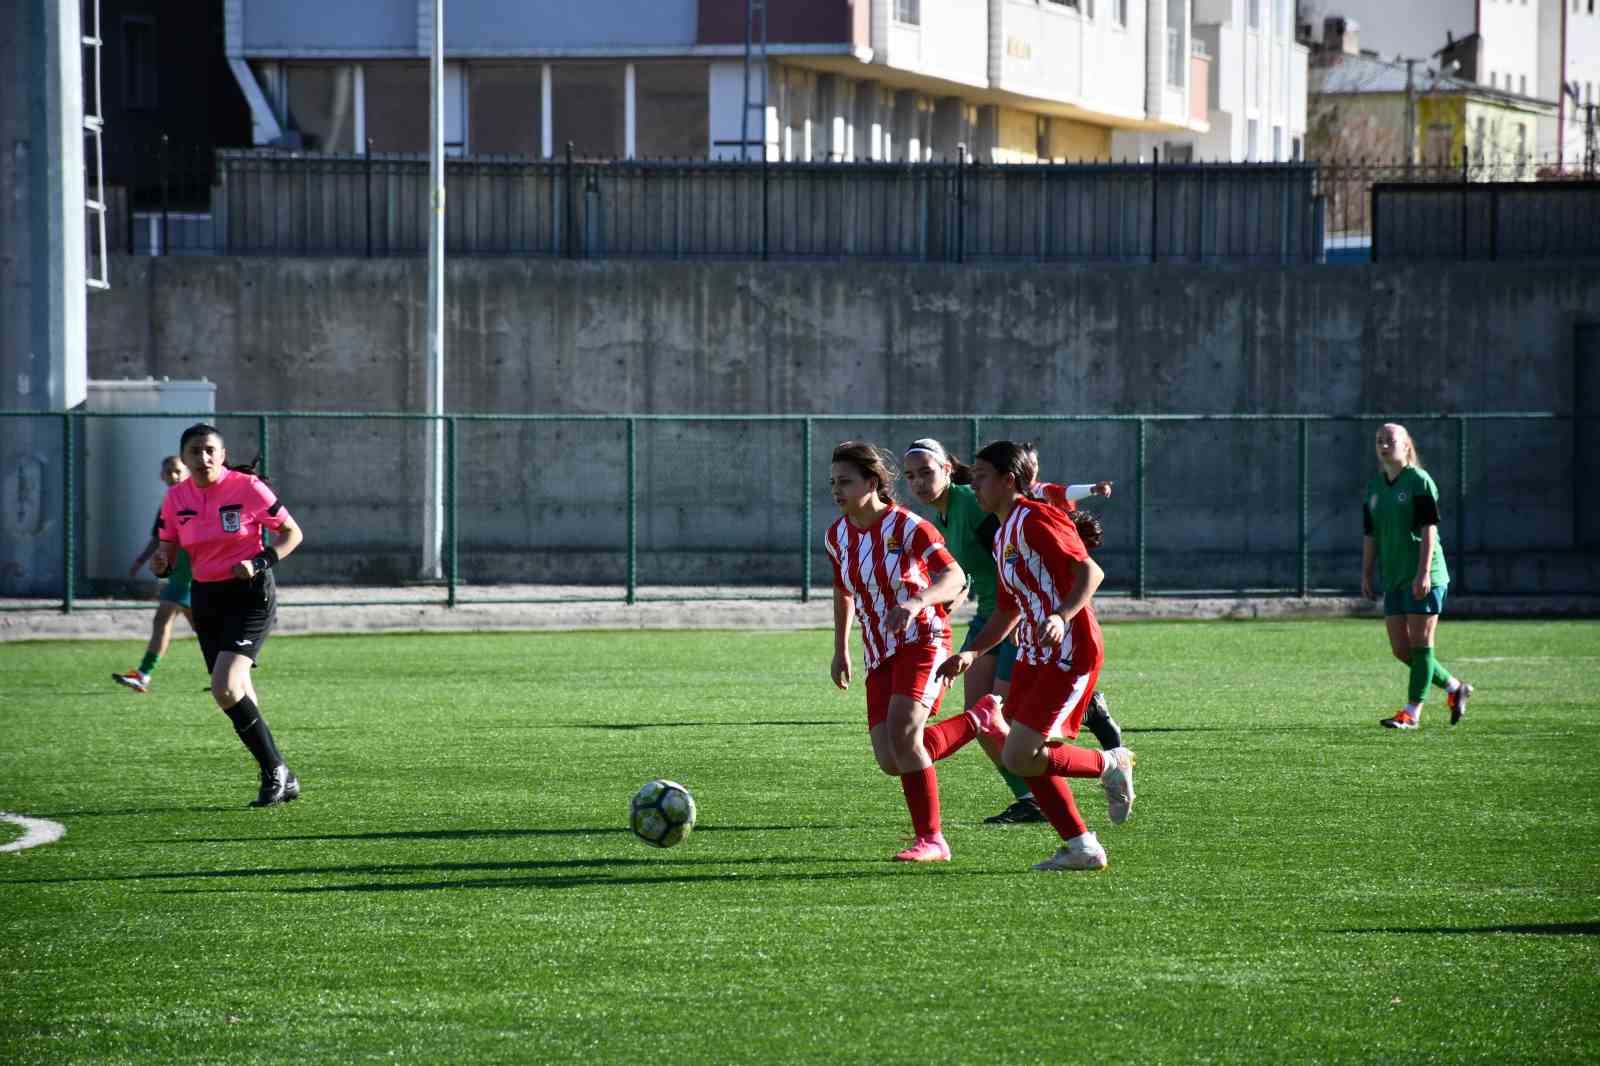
[
  {"left": 233, "top": 491, "right": 304, "bottom": 579},
  {"left": 937, "top": 584, "right": 1020, "bottom": 681},
  {"left": 129, "top": 535, "right": 162, "bottom": 577},
  {"left": 1411, "top": 491, "right": 1440, "bottom": 599},
  {"left": 886, "top": 560, "right": 965, "bottom": 633},
  {"left": 1361, "top": 502, "right": 1376, "bottom": 600},
  {"left": 830, "top": 582, "right": 855, "bottom": 690},
  {"left": 150, "top": 502, "right": 178, "bottom": 577},
  {"left": 1041, "top": 555, "right": 1104, "bottom": 647}
]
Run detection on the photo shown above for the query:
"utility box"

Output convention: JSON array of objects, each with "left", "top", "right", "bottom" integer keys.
[{"left": 82, "top": 379, "right": 216, "bottom": 587}]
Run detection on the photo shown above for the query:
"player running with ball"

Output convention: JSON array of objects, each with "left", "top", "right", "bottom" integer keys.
[
  {"left": 825, "top": 441, "right": 998, "bottom": 863},
  {"left": 937, "top": 440, "right": 1135, "bottom": 872}
]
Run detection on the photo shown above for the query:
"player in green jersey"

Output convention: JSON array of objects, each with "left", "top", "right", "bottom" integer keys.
[
  {"left": 1361, "top": 423, "right": 1472, "bottom": 730},
  {"left": 904, "top": 437, "right": 1120, "bottom": 824},
  {"left": 113, "top": 455, "right": 195, "bottom": 693}
]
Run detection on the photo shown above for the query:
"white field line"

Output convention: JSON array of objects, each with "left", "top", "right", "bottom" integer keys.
[{"left": 0, "top": 813, "right": 66, "bottom": 853}]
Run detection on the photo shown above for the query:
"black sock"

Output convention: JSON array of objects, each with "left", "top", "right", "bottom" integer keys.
[
  {"left": 1083, "top": 693, "right": 1123, "bottom": 751},
  {"left": 222, "top": 696, "right": 283, "bottom": 771}
]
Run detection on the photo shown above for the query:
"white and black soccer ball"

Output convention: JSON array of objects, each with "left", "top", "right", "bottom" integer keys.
[{"left": 629, "top": 779, "right": 696, "bottom": 848}]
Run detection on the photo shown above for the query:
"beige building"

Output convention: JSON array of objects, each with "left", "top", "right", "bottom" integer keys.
[{"left": 1306, "top": 20, "right": 1556, "bottom": 172}]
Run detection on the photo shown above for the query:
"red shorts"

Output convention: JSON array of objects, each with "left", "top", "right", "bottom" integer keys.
[
  {"left": 1006, "top": 659, "right": 1101, "bottom": 744},
  {"left": 864, "top": 643, "right": 949, "bottom": 730}
]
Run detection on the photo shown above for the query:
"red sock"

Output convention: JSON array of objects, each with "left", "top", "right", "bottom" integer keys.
[
  {"left": 922, "top": 714, "right": 977, "bottom": 762},
  {"left": 1046, "top": 744, "right": 1106, "bottom": 778},
  {"left": 899, "top": 766, "right": 941, "bottom": 836},
  {"left": 1025, "top": 775, "right": 1088, "bottom": 840}
]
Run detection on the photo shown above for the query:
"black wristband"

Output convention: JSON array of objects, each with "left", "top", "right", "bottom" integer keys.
[{"left": 252, "top": 546, "right": 280, "bottom": 571}]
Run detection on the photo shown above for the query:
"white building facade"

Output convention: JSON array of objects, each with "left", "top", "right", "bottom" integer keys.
[{"left": 223, "top": 0, "right": 1304, "bottom": 164}]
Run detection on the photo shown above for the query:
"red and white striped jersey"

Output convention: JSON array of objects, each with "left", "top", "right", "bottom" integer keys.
[
  {"left": 825, "top": 505, "right": 957, "bottom": 671},
  {"left": 994, "top": 497, "right": 1104, "bottom": 671}
]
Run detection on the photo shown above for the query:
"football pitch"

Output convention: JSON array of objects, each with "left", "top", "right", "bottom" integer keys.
[{"left": 2, "top": 620, "right": 1597, "bottom": 1065}]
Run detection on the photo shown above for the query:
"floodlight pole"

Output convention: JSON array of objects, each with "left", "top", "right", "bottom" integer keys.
[{"left": 422, "top": 0, "right": 446, "bottom": 580}]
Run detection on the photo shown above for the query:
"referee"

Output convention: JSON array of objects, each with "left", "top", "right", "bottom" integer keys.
[{"left": 152, "top": 423, "right": 305, "bottom": 806}]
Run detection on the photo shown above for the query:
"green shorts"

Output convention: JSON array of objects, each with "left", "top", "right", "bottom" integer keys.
[
  {"left": 159, "top": 551, "right": 192, "bottom": 609},
  {"left": 964, "top": 611, "right": 1019, "bottom": 684},
  {"left": 1383, "top": 583, "right": 1447, "bottom": 617}
]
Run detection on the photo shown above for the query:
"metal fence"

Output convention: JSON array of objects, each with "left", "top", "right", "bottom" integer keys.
[
  {"left": 4, "top": 410, "right": 1592, "bottom": 613},
  {"left": 1372, "top": 181, "right": 1600, "bottom": 262},
  {"left": 1317, "top": 156, "right": 1600, "bottom": 262},
  {"left": 107, "top": 140, "right": 1600, "bottom": 264},
  {"left": 111, "top": 144, "right": 1322, "bottom": 263}
]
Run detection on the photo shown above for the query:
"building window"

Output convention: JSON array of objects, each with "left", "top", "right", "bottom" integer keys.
[
  {"left": 122, "top": 15, "right": 159, "bottom": 111},
  {"left": 1291, "top": 135, "right": 1303, "bottom": 160},
  {"left": 894, "top": 0, "right": 920, "bottom": 25},
  {"left": 1248, "top": 0, "right": 1260, "bottom": 29},
  {"left": 1519, "top": 74, "right": 1527, "bottom": 94},
  {"left": 1474, "top": 116, "right": 1485, "bottom": 162},
  {"left": 1246, "top": 117, "right": 1258, "bottom": 160},
  {"left": 1045, "top": 0, "right": 1085, "bottom": 10},
  {"left": 1113, "top": 0, "right": 1128, "bottom": 25},
  {"left": 1489, "top": 71, "right": 1497, "bottom": 88}
]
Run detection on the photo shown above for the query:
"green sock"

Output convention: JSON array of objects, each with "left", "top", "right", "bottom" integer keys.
[
  {"left": 1408, "top": 646, "right": 1436, "bottom": 706},
  {"left": 999, "top": 767, "right": 1031, "bottom": 800},
  {"left": 1431, "top": 660, "right": 1453, "bottom": 691},
  {"left": 137, "top": 651, "right": 160, "bottom": 677}
]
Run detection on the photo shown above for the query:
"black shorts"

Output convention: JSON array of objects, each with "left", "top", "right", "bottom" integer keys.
[{"left": 190, "top": 571, "right": 276, "bottom": 674}]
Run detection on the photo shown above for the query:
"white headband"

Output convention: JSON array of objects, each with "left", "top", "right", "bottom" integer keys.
[{"left": 903, "top": 438, "right": 949, "bottom": 464}]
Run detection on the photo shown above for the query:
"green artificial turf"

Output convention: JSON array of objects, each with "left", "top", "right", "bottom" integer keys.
[{"left": 1, "top": 621, "right": 1597, "bottom": 1065}]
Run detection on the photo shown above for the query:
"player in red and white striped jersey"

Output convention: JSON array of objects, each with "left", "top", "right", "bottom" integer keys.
[
  {"left": 938, "top": 440, "right": 1136, "bottom": 872},
  {"left": 826, "top": 441, "right": 991, "bottom": 863}
]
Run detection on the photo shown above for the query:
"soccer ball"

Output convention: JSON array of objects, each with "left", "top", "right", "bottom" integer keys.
[{"left": 629, "top": 779, "right": 696, "bottom": 848}]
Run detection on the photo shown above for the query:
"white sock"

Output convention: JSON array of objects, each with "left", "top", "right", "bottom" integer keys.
[
  {"left": 1065, "top": 831, "right": 1096, "bottom": 851},
  {"left": 1404, "top": 702, "right": 1421, "bottom": 717},
  {"left": 1446, "top": 678, "right": 1461, "bottom": 693}
]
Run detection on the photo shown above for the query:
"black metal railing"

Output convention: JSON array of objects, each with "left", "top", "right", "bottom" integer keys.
[
  {"left": 100, "top": 140, "right": 1599, "bottom": 263},
  {"left": 1317, "top": 154, "right": 1600, "bottom": 261}
]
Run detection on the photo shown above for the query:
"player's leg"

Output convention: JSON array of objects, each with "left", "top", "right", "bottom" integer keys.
[
  {"left": 978, "top": 640, "right": 1043, "bottom": 824},
  {"left": 114, "top": 599, "right": 178, "bottom": 693},
  {"left": 1080, "top": 690, "right": 1123, "bottom": 750},
  {"left": 211, "top": 580, "right": 297, "bottom": 807},
  {"left": 1001, "top": 664, "right": 1131, "bottom": 871},
  {"left": 1379, "top": 598, "right": 1421, "bottom": 729}
]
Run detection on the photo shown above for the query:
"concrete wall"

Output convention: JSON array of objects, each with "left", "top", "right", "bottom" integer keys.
[{"left": 77, "top": 256, "right": 1600, "bottom": 594}]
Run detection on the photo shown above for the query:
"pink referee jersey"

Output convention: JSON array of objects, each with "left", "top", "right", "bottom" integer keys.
[
  {"left": 825, "top": 505, "right": 956, "bottom": 672},
  {"left": 157, "top": 468, "right": 292, "bottom": 583},
  {"left": 994, "top": 497, "right": 1103, "bottom": 671}
]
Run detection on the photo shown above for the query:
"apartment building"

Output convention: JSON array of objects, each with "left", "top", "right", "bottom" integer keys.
[
  {"left": 224, "top": 0, "right": 1300, "bottom": 163},
  {"left": 1544, "top": 0, "right": 1600, "bottom": 165}
]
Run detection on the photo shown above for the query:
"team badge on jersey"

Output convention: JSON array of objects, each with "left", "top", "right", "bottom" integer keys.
[
  {"left": 1396, "top": 491, "right": 1408, "bottom": 503},
  {"left": 219, "top": 504, "right": 243, "bottom": 533},
  {"left": 1002, "top": 544, "right": 1018, "bottom": 566},
  {"left": 884, "top": 535, "right": 901, "bottom": 554}
]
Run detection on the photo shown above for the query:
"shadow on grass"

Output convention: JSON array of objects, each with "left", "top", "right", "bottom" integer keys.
[
  {"left": 572, "top": 720, "right": 850, "bottom": 731},
  {"left": 142, "top": 823, "right": 853, "bottom": 846},
  {"left": 166, "top": 863, "right": 1005, "bottom": 895},
  {"left": 1333, "top": 921, "right": 1600, "bottom": 937},
  {"left": 38, "top": 806, "right": 241, "bottom": 818}
]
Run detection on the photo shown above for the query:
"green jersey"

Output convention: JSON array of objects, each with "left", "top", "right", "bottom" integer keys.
[
  {"left": 1363, "top": 466, "right": 1448, "bottom": 592},
  {"left": 934, "top": 483, "right": 1000, "bottom": 615}
]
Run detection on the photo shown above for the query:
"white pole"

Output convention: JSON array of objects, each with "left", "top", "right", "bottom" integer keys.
[
  {"left": 422, "top": 0, "right": 446, "bottom": 580},
  {"left": 624, "top": 62, "right": 637, "bottom": 159},
  {"left": 541, "top": 63, "right": 553, "bottom": 158}
]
